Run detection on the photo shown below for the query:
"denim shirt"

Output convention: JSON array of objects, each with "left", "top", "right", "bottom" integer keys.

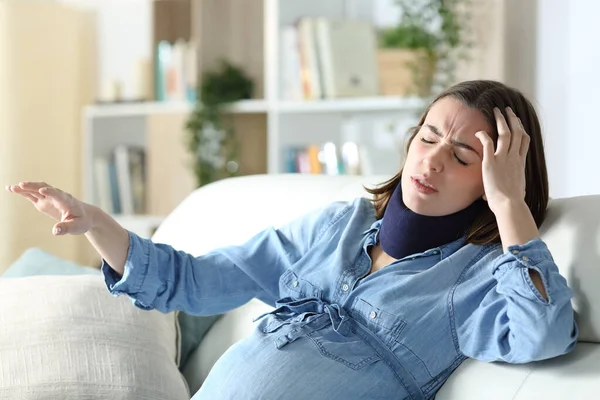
[{"left": 103, "top": 198, "right": 578, "bottom": 400}]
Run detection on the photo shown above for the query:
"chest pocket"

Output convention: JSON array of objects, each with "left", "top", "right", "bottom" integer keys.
[
  {"left": 350, "top": 297, "right": 434, "bottom": 382},
  {"left": 306, "top": 324, "right": 381, "bottom": 371},
  {"left": 279, "top": 269, "right": 322, "bottom": 300},
  {"left": 349, "top": 297, "right": 407, "bottom": 348}
]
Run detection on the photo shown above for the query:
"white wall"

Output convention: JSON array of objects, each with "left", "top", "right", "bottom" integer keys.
[
  {"left": 59, "top": 0, "right": 151, "bottom": 100},
  {"left": 564, "top": 1, "right": 600, "bottom": 197},
  {"left": 536, "top": 0, "right": 600, "bottom": 198}
]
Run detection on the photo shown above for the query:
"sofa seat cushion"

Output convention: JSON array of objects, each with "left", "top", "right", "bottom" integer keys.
[{"left": 437, "top": 342, "right": 600, "bottom": 399}]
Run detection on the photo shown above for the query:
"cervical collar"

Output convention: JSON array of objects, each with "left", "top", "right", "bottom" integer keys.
[{"left": 378, "top": 181, "right": 485, "bottom": 260}]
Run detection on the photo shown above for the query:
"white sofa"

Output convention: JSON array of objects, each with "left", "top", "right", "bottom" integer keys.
[{"left": 151, "top": 174, "right": 600, "bottom": 399}]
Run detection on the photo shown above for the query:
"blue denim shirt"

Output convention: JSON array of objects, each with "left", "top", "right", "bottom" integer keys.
[{"left": 103, "top": 198, "right": 578, "bottom": 400}]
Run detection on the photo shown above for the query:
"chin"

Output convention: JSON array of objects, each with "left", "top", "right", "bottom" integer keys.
[
  {"left": 403, "top": 195, "right": 444, "bottom": 216},
  {"left": 401, "top": 188, "right": 437, "bottom": 216},
  {"left": 401, "top": 181, "right": 450, "bottom": 217}
]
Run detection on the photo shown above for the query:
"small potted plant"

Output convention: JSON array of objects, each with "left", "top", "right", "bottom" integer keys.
[
  {"left": 185, "top": 60, "right": 254, "bottom": 188},
  {"left": 377, "top": 0, "right": 472, "bottom": 97}
]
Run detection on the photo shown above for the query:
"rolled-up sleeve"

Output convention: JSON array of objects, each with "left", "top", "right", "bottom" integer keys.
[
  {"left": 455, "top": 238, "right": 578, "bottom": 363},
  {"left": 102, "top": 231, "right": 154, "bottom": 306},
  {"left": 101, "top": 201, "right": 350, "bottom": 316}
]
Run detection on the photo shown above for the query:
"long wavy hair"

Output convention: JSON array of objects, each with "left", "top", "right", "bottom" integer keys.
[{"left": 365, "top": 80, "right": 549, "bottom": 245}]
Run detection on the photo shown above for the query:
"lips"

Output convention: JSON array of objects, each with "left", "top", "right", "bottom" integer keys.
[
  {"left": 411, "top": 176, "right": 438, "bottom": 194},
  {"left": 411, "top": 175, "right": 437, "bottom": 190}
]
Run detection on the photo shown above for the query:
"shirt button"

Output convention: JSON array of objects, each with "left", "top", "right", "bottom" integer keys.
[
  {"left": 522, "top": 256, "right": 530, "bottom": 262},
  {"left": 292, "top": 281, "right": 299, "bottom": 287},
  {"left": 369, "top": 311, "right": 377, "bottom": 319},
  {"left": 342, "top": 284, "right": 349, "bottom": 292},
  {"left": 511, "top": 250, "right": 520, "bottom": 255}
]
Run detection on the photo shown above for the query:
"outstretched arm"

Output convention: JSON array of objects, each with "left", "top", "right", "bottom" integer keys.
[{"left": 6, "top": 182, "right": 130, "bottom": 275}]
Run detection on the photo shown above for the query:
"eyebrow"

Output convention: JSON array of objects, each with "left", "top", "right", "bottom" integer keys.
[{"left": 425, "top": 124, "right": 481, "bottom": 158}]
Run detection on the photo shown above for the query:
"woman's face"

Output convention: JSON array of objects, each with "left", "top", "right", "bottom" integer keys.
[{"left": 401, "top": 97, "right": 494, "bottom": 216}]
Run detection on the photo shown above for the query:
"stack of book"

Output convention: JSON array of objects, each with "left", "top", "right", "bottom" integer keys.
[
  {"left": 280, "top": 17, "right": 380, "bottom": 101},
  {"left": 155, "top": 39, "right": 197, "bottom": 102},
  {"left": 283, "top": 141, "right": 369, "bottom": 175},
  {"left": 93, "top": 145, "right": 146, "bottom": 215}
]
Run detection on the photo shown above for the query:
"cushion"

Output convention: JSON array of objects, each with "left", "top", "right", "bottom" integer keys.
[
  {"left": 0, "top": 275, "right": 190, "bottom": 400},
  {"left": 2, "top": 247, "right": 221, "bottom": 373},
  {"left": 2, "top": 247, "right": 101, "bottom": 277},
  {"left": 178, "top": 313, "right": 221, "bottom": 369}
]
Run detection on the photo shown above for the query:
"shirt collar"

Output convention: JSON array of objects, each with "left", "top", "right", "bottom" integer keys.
[{"left": 362, "top": 219, "right": 382, "bottom": 235}]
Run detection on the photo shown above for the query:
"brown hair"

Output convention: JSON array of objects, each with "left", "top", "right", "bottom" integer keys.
[{"left": 365, "top": 80, "right": 549, "bottom": 245}]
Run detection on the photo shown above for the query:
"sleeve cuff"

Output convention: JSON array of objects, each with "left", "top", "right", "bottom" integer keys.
[
  {"left": 494, "top": 237, "right": 553, "bottom": 273},
  {"left": 492, "top": 238, "right": 554, "bottom": 304},
  {"left": 101, "top": 231, "right": 149, "bottom": 297}
]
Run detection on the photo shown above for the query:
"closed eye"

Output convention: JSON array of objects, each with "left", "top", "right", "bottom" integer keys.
[
  {"left": 420, "top": 137, "right": 469, "bottom": 166},
  {"left": 454, "top": 154, "right": 468, "bottom": 166}
]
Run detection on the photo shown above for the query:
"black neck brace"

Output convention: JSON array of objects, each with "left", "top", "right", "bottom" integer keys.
[{"left": 379, "top": 182, "right": 485, "bottom": 260}]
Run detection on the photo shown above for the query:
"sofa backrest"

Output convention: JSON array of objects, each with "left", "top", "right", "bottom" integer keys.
[
  {"left": 538, "top": 195, "right": 600, "bottom": 343},
  {"left": 152, "top": 174, "right": 600, "bottom": 343}
]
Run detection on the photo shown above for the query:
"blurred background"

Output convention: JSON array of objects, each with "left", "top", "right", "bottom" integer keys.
[{"left": 0, "top": 0, "right": 594, "bottom": 271}]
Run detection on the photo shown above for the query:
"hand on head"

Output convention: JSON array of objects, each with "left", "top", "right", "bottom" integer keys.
[{"left": 475, "top": 106, "right": 529, "bottom": 213}]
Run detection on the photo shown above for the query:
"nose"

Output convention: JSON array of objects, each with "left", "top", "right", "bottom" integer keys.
[{"left": 423, "top": 147, "right": 444, "bottom": 173}]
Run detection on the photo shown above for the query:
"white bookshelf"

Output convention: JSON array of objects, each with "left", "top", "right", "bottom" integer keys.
[
  {"left": 85, "top": 99, "right": 270, "bottom": 119},
  {"left": 85, "top": 96, "right": 423, "bottom": 118},
  {"left": 82, "top": 0, "right": 426, "bottom": 235},
  {"left": 276, "top": 96, "right": 425, "bottom": 113}
]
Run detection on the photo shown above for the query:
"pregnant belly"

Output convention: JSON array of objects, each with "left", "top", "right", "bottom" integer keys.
[{"left": 192, "top": 328, "right": 407, "bottom": 400}]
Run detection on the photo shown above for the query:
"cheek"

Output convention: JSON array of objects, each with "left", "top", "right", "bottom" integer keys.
[
  {"left": 404, "top": 141, "right": 422, "bottom": 164},
  {"left": 454, "top": 167, "right": 484, "bottom": 196}
]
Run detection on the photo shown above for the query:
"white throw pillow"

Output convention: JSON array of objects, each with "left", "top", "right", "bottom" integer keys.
[{"left": 0, "top": 275, "right": 189, "bottom": 400}]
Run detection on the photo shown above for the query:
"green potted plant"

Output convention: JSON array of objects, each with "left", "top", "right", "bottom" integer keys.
[
  {"left": 185, "top": 60, "right": 254, "bottom": 188},
  {"left": 378, "top": 0, "right": 472, "bottom": 97}
]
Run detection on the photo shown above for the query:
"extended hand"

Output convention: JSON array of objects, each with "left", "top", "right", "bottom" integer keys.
[
  {"left": 5, "top": 182, "right": 93, "bottom": 235},
  {"left": 475, "top": 107, "right": 530, "bottom": 214}
]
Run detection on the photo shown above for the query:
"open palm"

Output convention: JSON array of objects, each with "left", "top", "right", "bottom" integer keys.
[{"left": 5, "top": 182, "right": 92, "bottom": 235}]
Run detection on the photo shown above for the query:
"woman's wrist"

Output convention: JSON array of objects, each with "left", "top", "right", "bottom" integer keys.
[
  {"left": 493, "top": 199, "right": 540, "bottom": 252},
  {"left": 84, "top": 203, "right": 101, "bottom": 232}
]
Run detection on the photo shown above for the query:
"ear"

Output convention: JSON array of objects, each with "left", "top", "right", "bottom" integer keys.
[{"left": 482, "top": 193, "right": 488, "bottom": 201}]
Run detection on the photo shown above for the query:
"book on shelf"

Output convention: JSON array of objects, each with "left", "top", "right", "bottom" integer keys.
[
  {"left": 155, "top": 39, "right": 197, "bottom": 102},
  {"left": 283, "top": 141, "right": 368, "bottom": 175},
  {"left": 94, "top": 144, "right": 147, "bottom": 215},
  {"left": 280, "top": 17, "right": 380, "bottom": 101}
]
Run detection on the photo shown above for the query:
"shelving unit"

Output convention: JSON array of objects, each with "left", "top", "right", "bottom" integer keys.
[
  {"left": 82, "top": 0, "right": 427, "bottom": 236},
  {"left": 85, "top": 96, "right": 423, "bottom": 118},
  {"left": 85, "top": 99, "right": 270, "bottom": 119},
  {"left": 276, "top": 96, "right": 425, "bottom": 114}
]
